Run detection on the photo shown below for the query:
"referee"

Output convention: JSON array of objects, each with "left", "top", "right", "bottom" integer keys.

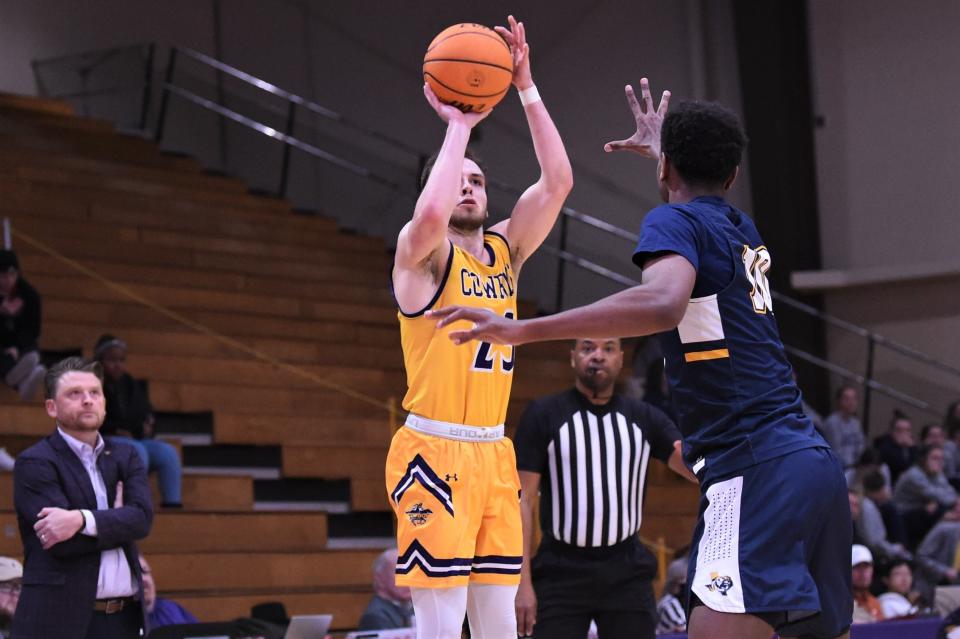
[{"left": 513, "top": 337, "right": 695, "bottom": 638}]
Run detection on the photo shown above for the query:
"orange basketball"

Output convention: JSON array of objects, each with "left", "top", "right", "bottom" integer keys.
[{"left": 423, "top": 23, "right": 514, "bottom": 113}]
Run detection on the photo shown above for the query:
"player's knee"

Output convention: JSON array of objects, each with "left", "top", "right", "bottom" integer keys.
[
  {"left": 467, "top": 584, "right": 518, "bottom": 639},
  {"left": 472, "top": 613, "right": 517, "bottom": 639}
]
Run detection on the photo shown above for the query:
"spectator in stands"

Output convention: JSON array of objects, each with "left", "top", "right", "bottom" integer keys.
[
  {"left": 820, "top": 385, "right": 865, "bottom": 470},
  {"left": 0, "top": 557, "right": 22, "bottom": 639},
  {"left": 923, "top": 423, "right": 956, "bottom": 479},
  {"left": 876, "top": 410, "right": 919, "bottom": 484},
  {"left": 94, "top": 334, "right": 183, "bottom": 508},
  {"left": 655, "top": 558, "right": 687, "bottom": 635},
  {"left": 849, "top": 490, "right": 864, "bottom": 545},
  {"left": 946, "top": 401, "right": 960, "bottom": 484},
  {"left": 946, "top": 401, "right": 960, "bottom": 435},
  {"left": 894, "top": 444, "right": 957, "bottom": 545},
  {"left": 877, "top": 559, "right": 921, "bottom": 619},
  {"left": 139, "top": 554, "right": 198, "bottom": 633},
  {"left": 862, "top": 470, "right": 910, "bottom": 552},
  {"left": 915, "top": 500, "right": 960, "bottom": 586},
  {"left": 846, "top": 447, "right": 892, "bottom": 491},
  {"left": 357, "top": 548, "right": 414, "bottom": 631},
  {"left": 0, "top": 249, "right": 45, "bottom": 401},
  {"left": 851, "top": 481, "right": 911, "bottom": 562},
  {"left": 851, "top": 544, "right": 885, "bottom": 623}
]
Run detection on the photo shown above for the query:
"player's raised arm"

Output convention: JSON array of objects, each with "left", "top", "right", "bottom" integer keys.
[
  {"left": 489, "top": 16, "right": 573, "bottom": 271},
  {"left": 395, "top": 85, "right": 491, "bottom": 271},
  {"left": 603, "top": 78, "right": 671, "bottom": 158},
  {"left": 430, "top": 252, "right": 696, "bottom": 345}
]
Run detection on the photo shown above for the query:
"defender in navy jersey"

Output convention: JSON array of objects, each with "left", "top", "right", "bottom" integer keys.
[{"left": 432, "top": 80, "right": 853, "bottom": 639}]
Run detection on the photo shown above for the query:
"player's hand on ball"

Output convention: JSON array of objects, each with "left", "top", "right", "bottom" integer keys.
[
  {"left": 604, "top": 77, "right": 671, "bottom": 159},
  {"left": 423, "top": 83, "right": 492, "bottom": 128},
  {"left": 429, "top": 306, "right": 522, "bottom": 345},
  {"left": 494, "top": 15, "right": 533, "bottom": 90}
]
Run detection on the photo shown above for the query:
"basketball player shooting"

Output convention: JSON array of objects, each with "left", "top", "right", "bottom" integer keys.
[
  {"left": 387, "top": 15, "right": 573, "bottom": 639},
  {"left": 431, "top": 79, "right": 853, "bottom": 639}
]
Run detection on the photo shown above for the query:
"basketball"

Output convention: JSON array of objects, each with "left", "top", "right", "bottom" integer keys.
[{"left": 423, "top": 23, "right": 514, "bottom": 113}]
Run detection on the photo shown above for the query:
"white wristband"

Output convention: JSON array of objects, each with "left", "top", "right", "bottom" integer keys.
[{"left": 518, "top": 85, "right": 541, "bottom": 107}]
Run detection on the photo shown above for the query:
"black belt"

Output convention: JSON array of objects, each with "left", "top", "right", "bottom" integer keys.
[{"left": 93, "top": 597, "right": 136, "bottom": 614}]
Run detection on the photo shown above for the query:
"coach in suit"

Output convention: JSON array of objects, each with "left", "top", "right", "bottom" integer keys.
[{"left": 12, "top": 357, "right": 153, "bottom": 639}]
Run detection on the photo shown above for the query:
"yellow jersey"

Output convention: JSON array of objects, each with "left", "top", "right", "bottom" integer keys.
[{"left": 398, "top": 231, "right": 517, "bottom": 427}]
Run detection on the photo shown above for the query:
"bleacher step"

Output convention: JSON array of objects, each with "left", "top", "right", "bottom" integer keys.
[
  {"left": 253, "top": 478, "right": 350, "bottom": 513},
  {"left": 183, "top": 444, "right": 282, "bottom": 479}
]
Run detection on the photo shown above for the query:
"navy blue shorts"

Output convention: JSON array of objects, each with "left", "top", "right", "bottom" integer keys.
[{"left": 687, "top": 446, "right": 853, "bottom": 639}]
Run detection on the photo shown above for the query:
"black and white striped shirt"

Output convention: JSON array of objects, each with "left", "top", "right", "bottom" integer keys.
[{"left": 514, "top": 389, "right": 679, "bottom": 548}]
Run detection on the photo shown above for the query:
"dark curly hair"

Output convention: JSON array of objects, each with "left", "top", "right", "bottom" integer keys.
[{"left": 661, "top": 100, "right": 747, "bottom": 187}]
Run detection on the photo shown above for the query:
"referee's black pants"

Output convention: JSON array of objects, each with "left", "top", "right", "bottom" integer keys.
[{"left": 531, "top": 535, "right": 658, "bottom": 639}]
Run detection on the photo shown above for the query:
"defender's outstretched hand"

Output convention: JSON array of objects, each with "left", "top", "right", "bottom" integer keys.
[
  {"left": 423, "top": 83, "right": 492, "bottom": 127},
  {"left": 604, "top": 78, "right": 671, "bottom": 158},
  {"left": 429, "top": 306, "right": 525, "bottom": 346},
  {"left": 494, "top": 15, "right": 533, "bottom": 90}
]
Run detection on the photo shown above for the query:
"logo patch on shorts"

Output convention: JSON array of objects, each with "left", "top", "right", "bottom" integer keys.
[
  {"left": 405, "top": 502, "right": 433, "bottom": 527},
  {"left": 705, "top": 572, "right": 734, "bottom": 596}
]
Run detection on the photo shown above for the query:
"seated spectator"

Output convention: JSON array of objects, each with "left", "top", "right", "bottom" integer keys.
[
  {"left": 923, "top": 423, "right": 956, "bottom": 479},
  {"left": 876, "top": 411, "right": 919, "bottom": 484},
  {"left": 914, "top": 501, "right": 960, "bottom": 602},
  {"left": 140, "top": 554, "right": 198, "bottom": 633},
  {"left": 945, "top": 402, "right": 960, "bottom": 484},
  {"left": 0, "top": 557, "right": 22, "bottom": 639},
  {"left": 894, "top": 444, "right": 958, "bottom": 545},
  {"left": 878, "top": 559, "right": 921, "bottom": 619},
  {"left": 947, "top": 401, "right": 960, "bottom": 435},
  {"left": 655, "top": 558, "right": 687, "bottom": 634},
  {"left": 821, "top": 385, "right": 865, "bottom": 470},
  {"left": 850, "top": 489, "right": 866, "bottom": 546},
  {"left": 846, "top": 447, "right": 892, "bottom": 491},
  {"left": 0, "top": 250, "right": 45, "bottom": 401},
  {"left": 862, "top": 470, "right": 910, "bottom": 551},
  {"left": 94, "top": 334, "right": 183, "bottom": 507},
  {"left": 852, "top": 481, "right": 911, "bottom": 562},
  {"left": 852, "top": 544, "right": 885, "bottom": 623},
  {"left": 357, "top": 548, "right": 414, "bottom": 631}
]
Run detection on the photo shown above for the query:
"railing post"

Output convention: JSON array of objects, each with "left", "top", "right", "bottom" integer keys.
[
  {"left": 554, "top": 213, "right": 569, "bottom": 312},
  {"left": 138, "top": 43, "right": 156, "bottom": 132},
  {"left": 863, "top": 335, "right": 876, "bottom": 434},
  {"left": 277, "top": 101, "right": 297, "bottom": 198},
  {"left": 154, "top": 47, "right": 178, "bottom": 143}
]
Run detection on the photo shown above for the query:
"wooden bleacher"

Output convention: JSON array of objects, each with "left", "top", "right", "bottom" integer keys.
[{"left": 0, "top": 92, "right": 699, "bottom": 628}]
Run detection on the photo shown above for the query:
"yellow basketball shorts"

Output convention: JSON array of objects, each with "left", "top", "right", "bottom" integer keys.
[{"left": 385, "top": 424, "right": 522, "bottom": 588}]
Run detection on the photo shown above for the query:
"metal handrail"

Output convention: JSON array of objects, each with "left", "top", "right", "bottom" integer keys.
[
  {"left": 31, "top": 43, "right": 149, "bottom": 69},
  {"left": 32, "top": 43, "right": 155, "bottom": 131},
  {"left": 155, "top": 47, "right": 414, "bottom": 198},
  {"left": 163, "top": 83, "right": 408, "bottom": 194},
  {"left": 174, "top": 46, "right": 426, "bottom": 161}
]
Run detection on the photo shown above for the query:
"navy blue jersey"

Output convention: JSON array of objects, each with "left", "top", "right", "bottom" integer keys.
[{"left": 633, "top": 196, "right": 826, "bottom": 483}]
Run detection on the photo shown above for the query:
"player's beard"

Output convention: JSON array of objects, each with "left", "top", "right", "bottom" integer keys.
[{"left": 450, "top": 207, "right": 488, "bottom": 233}]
